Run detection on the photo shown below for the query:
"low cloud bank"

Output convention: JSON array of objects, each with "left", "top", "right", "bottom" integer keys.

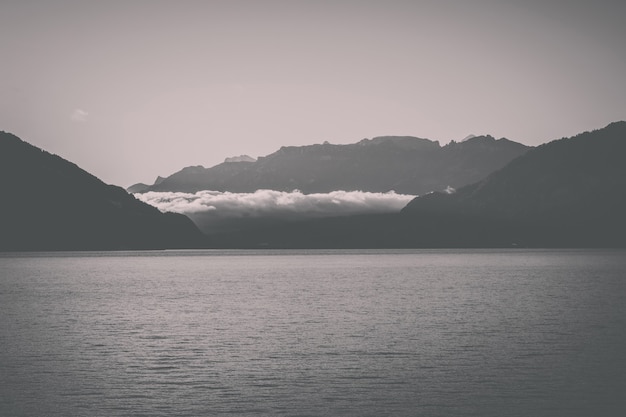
[{"left": 136, "top": 189, "right": 416, "bottom": 218}]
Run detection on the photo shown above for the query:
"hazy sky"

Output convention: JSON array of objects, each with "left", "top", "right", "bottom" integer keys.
[{"left": 1, "top": 0, "right": 625, "bottom": 187}]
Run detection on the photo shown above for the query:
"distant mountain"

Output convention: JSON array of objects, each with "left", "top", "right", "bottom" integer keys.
[
  {"left": 139, "top": 135, "right": 530, "bottom": 195},
  {"left": 0, "top": 132, "right": 203, "bottom": 251},
  {"left": 207, "top": 122, "right": 626, "bottom": 248},
  {"left": 224, "top": 155, "right": 256, "bottom": 163},
  {"left": 126, "top": 182, "right": 151, "bottom": 193},
  {"left": 127, "top": 175, "right": 166, "bottom": 193}
]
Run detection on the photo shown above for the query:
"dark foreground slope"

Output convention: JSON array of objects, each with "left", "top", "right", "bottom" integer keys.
[
  {"left": 0, "top": 132, "right": 203, "bottom": 251},
  {"left": 402, "top": 121, "right": 626, "bottom": 247},
  {"left": 208, "top": 122, "right": 626, "bottom": 248},
  {"left": 143, "top": 135, "right": 530, "bottom": 194}
]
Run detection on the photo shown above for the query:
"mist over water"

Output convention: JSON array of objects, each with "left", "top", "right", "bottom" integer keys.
[{"left": 1, "top": 249, "right": 625, "bottom": 416}]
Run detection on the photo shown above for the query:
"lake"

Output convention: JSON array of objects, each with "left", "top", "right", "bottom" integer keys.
[{"left": 1, "top": 249, "right": 625, "bottom": 416}]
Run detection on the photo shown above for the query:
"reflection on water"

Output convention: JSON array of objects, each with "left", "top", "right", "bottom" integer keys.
[{"left": 1, "top": 249, "right": 625, "bottom": 416}]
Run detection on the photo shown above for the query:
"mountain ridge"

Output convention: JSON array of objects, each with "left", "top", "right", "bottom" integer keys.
[
  {"left": 137, "top": 134, "right": 530, "bottom": 195},
  {"left": 206, "top": 122, "right": 626, "bottom": 248},
  {"left": 403, "top": 121, "right": 626, "bottom": 217}
]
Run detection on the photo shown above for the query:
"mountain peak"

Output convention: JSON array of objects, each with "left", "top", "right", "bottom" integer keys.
[
  {"left": 465, "top": 134, "right": 495, "bottom": 142},
  {"left": 359, "top": 136, "right": 440, "bottom": 149},
  {"left": 224, "top": 155, "right": 256, "bottom": 163}
]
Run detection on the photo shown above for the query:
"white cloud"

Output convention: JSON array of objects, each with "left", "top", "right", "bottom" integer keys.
[
  {"left": 70, "top": 108, "right": 88, "bottom": 122},
  {"left": 135, "top": 189, "right": 416, "bottom": 218}
]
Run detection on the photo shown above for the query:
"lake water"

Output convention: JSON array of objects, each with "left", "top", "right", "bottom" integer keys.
[{"left": 1, "top": 249, "right": 625, "bottom": 416}]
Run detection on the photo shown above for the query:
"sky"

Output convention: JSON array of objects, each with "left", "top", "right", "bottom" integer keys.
[{"left": 1, "top": 0, "right": 625, "bottom": 187}]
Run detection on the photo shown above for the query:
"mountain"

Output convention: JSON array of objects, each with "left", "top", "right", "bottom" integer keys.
[
  {"left": 139, "top": 135, "right": 530, "bottom": 195},
  {"left": 207, "top": 122, "right": 626, "bottom": 248},
  {"left": 224, "top": 155, "right": 256, "bottom": 163},
  {"left": 401, "top": 121, "right": 626, "bottom": 246},
  {"left": 126, "top": 182, "right": 151, "bottom": 193},
  {"left": 127, "top": 175, "right": 165, "bottom": 193},
  {"left": 0, "top": 132, "right": 204, "bottom": 251}
]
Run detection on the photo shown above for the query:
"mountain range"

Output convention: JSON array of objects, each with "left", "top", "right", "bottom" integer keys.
[
  {"left": 0, "top": 132, "right": 203, "bottom": 251},
  {"left": 130, "top": 135, "right": 530, "bottom": 195},
  {"left": 208, "top": 122, "right": 626, "bottom": 248},
  {"left": 2, "top": 122, "right": 624, "bottom": 250}
]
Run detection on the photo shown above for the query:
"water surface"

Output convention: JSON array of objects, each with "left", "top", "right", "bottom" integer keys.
[{"left": 1, "top": 249, "right": 625, "bottom": 416}]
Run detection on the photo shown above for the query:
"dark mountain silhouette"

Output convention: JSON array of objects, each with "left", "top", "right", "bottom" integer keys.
[
  {"left": 402, "top": 121, "right": 626, "bottom": 246},
  {"left": 207, "top": 122, "right": 626, "bottom": 248},
  {"left": 139, "top": 135, "right": 530, "bottom": 194},
  {"left": 6, "top": 121, "right": 621, "bottom": 250},
  {"left": 0, "top": 132, "right": 204, "bottom": 251}
]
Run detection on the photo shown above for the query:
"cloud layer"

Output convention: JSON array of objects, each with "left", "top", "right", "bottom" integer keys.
[{"left": 136, "top": 189, "right": 416, "bottom": 218}]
